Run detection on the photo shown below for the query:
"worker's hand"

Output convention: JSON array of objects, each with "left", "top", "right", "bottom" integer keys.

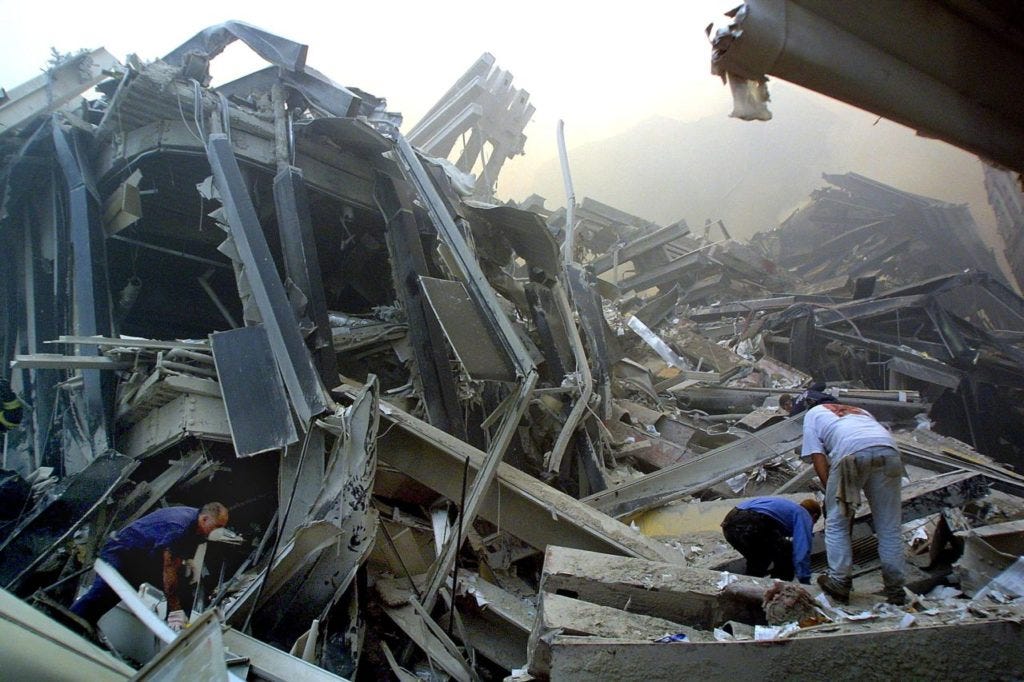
[{"left": 167, "top": 609, "right": 187, "bottom": 632}]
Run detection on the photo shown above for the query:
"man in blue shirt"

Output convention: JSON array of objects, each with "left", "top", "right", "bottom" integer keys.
[
  {"left": 721, "top": 497, "right": 820, "bottom": 583},
  {"left": 71, "top": 503, "right": 229, "bottom": 631}
]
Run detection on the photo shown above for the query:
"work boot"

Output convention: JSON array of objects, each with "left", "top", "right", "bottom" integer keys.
[
  {"left": 883, "top": 585, "right": 907, "bottom": 606},
  {"left": 817, "top": 574, "right": 851, "bottom": 604}
]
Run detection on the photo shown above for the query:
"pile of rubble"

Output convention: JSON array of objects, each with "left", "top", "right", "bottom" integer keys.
[{"left": 2, "top": 21, "right": 1024, "bottom": 681}]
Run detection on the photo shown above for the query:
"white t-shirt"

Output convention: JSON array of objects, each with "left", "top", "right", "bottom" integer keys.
[{"left": 800, "top": 403, "right": 895, "bottom": 464}]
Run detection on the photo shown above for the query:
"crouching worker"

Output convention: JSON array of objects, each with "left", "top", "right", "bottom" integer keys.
[
  {"left": 721, "top": 497, "right": 820, "bottom": 584},
  {"left": 71, "top": 502, "right": 229, "bottom": 631}
]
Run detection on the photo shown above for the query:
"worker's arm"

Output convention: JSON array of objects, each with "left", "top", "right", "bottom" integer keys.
[
  {"left": 811, "top": 453, "right": 829, "bottom": 487},
  {"left": 162, "top": 549, "right": 183, "bottom": 612}
]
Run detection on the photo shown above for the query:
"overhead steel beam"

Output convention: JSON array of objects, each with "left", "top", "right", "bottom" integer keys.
[
  {"left": 816, "top": 327, "right": 965, "bottom": 389},
  {"left": 10, "top": 355, "right": 134, "bottom": 370},
  {"left": 710, "top": 0, "right": 1024, "bottom": 172},
  {"left": 675, "top": 383, "right": 933, "bottom": 421}
]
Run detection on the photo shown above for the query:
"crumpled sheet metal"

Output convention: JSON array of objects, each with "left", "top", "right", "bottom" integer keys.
[{"left": 163, "top": 20, "right": 307, "bottom": 73}]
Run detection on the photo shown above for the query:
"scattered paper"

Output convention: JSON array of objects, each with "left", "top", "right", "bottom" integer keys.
[
  {"left": 725, "top": 472, "right": 749, "bottom": 494},
  {"left": 926, "top": 585, "right": 962, "bottom": 600},
  {"left": 845, "top": 611, "right": 877, "bottom": 621},
  {"left": 717, "top": 572, "right": 739, "bottom": 590}
]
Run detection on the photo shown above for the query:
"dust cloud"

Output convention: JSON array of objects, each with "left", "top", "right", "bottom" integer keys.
[{"left": 499, "top": 81, "right": 1001, "bottom": 256}]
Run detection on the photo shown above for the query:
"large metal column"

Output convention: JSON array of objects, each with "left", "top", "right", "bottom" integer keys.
[
  {"left": 273, "top": 166, "right": 339, "bottom": 388},
  {"left": 373, "top": 171, "right": 465, "bottom": 439},
  {"left": 52, "top": 123, "right": 114, "bottom": 455},
  {"left": 205, "top": 134, "right": 329, "bottom": 428}
]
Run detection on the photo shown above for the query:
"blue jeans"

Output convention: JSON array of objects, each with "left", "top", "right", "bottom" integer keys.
[
  {"left": 70, "top": 547, "right": 159, "bottom": 625},
  {"left": 824, "top": 445, "right": 905, "bottom": 588}
]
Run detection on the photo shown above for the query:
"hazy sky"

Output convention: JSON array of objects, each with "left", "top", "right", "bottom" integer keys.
[{"left": 0, "top": 1, "right": 737, "bottom": 143}]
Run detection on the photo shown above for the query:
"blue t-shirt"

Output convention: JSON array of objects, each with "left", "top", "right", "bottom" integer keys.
[
  {"left": 107, "top": 506, "right": 201, "bottom": 560},
  {"left": 735, "top": 497, "right": 815, "bottom": 580}
]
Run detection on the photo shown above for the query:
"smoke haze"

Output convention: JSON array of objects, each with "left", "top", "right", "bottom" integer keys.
[{"left": 499, "top": 81, "right": 1000, "bottom": 256}]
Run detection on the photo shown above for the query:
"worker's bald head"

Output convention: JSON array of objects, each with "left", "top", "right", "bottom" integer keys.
[
  {"left": 198, "top": 502, "right": 229, "bottom": 536},
  {"left": 800, "top": 498, "right": 821, "bottom": 523}
]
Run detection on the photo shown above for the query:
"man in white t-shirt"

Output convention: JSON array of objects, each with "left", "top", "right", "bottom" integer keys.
[{"left": 800, "top": 399, "right": 907, "bottom": 605}]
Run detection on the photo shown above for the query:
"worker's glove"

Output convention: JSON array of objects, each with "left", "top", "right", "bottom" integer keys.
[
  {"left": 798, "top": 576, "right": 811, "bottom": 585},
  {"left": 167, "top": 609, "right": 187, "bottom": 632}
]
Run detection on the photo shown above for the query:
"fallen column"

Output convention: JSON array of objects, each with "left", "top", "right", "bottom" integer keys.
[
  {"left": 361, "top": 391, "right": 683, "bottom": 563},
  {"left": 583, "top": 415, "right": 805, "bottom": 518}
]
